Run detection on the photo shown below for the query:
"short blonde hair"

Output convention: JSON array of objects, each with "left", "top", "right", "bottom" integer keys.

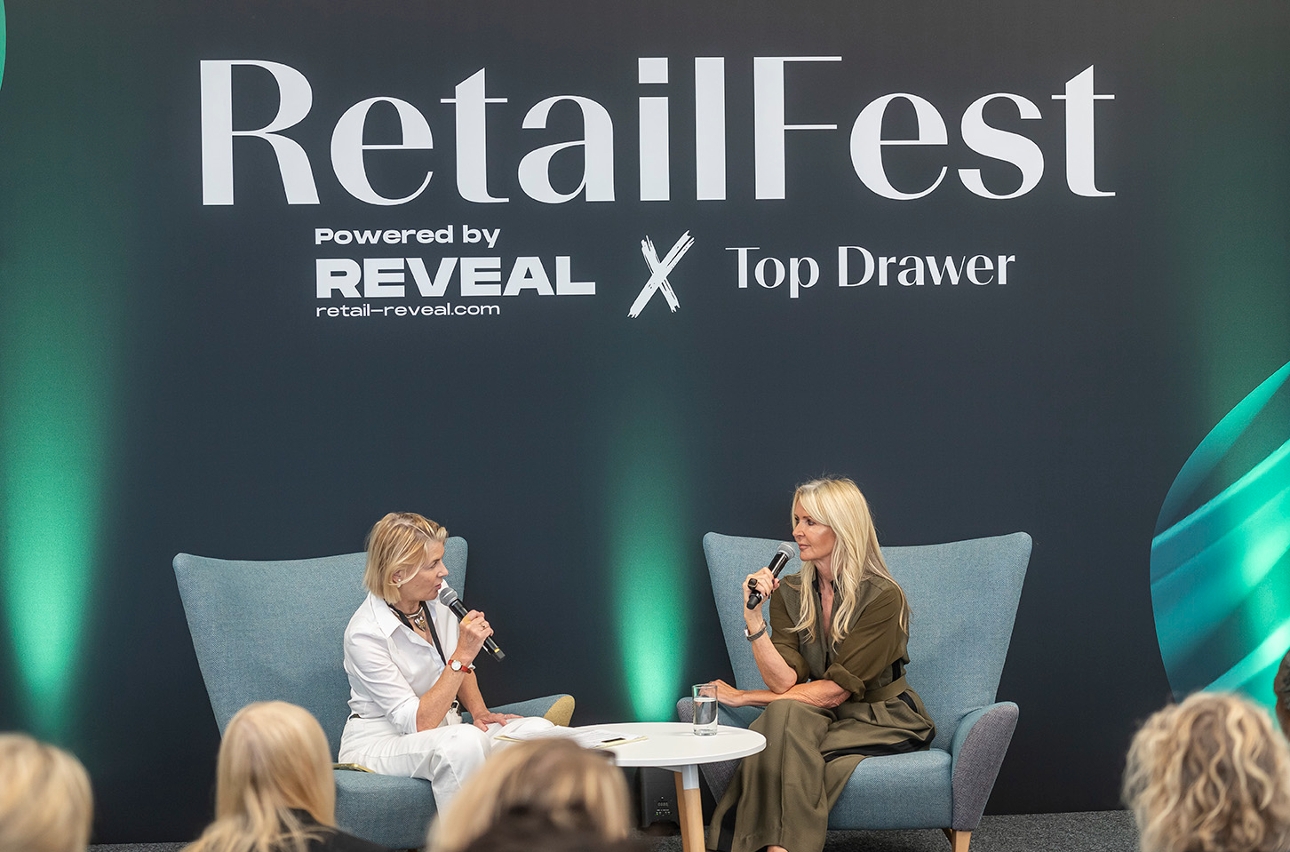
[
  {"left": 363, "top": 512, "right": 448, "bottom": 604},
  {"left": 1124, "top": 692, "right": 1290, "bottom": 852},
  {"left": 429, "top": 739, "right": 632, "bottom": 852},
  {"left": 184, "top": 701, "right": 335, "bottom": 852},
  {"left": 0, "top": 733, "right": 93, "bottom": 852}
]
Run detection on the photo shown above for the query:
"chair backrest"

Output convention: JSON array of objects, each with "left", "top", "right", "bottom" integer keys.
[
  {"left": 702, "top": 531, "right": 1030, "bottom": 749},
  {"left": 173, "top": 537, "right": 469, "bottom": 758}
]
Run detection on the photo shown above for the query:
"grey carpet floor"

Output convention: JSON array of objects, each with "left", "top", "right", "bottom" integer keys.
[{"left": 90, "top": 810, "right": 1138, "bottom": 852}]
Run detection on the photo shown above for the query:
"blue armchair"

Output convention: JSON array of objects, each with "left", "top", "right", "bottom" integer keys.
[
  {"left": 174, "top": 537, "right": 572, "bottom": 849},
  {"left": 679, "top": 532, "right": 1030, "bottom": 852}
]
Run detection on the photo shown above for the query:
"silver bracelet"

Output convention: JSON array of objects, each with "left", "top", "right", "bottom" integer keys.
[{"left": 744, "top": 623, "right": 767, "bottom": 642}]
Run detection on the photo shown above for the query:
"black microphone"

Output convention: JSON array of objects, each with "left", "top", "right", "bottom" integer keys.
[
  {"left": 438, "top": 585, "right": 506, "bottom": 662},
  {"left": 746, "top": 542, "right": 797, "bottom": 610}
]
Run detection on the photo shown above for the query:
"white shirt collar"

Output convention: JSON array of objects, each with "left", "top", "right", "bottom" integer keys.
[{"left": 367, "top": 592, "right": 413, "bottom": 638}]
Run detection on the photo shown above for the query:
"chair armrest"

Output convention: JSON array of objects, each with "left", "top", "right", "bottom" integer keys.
[
  {"left": 948, "top": 701, "right": 1019, "bottom": 831},
  {"left": 676, "top": 697, "right": 761, "bottom": 729},
  {"left": 462, "top": 694, "right": 574, "bottom": 725}
]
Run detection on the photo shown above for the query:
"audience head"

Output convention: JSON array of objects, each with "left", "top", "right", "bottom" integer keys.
[
  {"left": 1274, "top": 648, "right": 1290, "bottom": 734},
  {"left": 185, "top": 701, "right": 335, "bottom": 852},
  {"left": 0, "top": 732, "right": 93, "bottom": 852},
  {"left": 364, "top": 511, "right": 448, "bottom": 604},
  {"left": 1124, "top": 691, "right": 1290, "bottom": 852},
  {"left": 458, "top": 813, "right": 647, "bottom": 852},
  {"left": 430, "top": 739, "right": 632, "bottom": 852}
]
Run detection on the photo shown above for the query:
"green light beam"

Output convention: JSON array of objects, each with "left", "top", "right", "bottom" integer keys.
[
  {"left": 607, "top": 397, "right": 689, "bottom": 721},
  {"left": 1, "top": 23, "right": 126, "bottom": 733},
  {"left": 0, "top": 252, "right": 114, "bottom": 737}
]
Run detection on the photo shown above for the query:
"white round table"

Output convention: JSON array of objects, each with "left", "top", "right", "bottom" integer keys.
[{"left": 599, "top": 722, "right": 765, "bottom": 852}]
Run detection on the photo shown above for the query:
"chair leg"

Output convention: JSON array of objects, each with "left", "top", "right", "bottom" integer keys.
[{"left": 942, "top": 828, "right": 971, "bottom": 852}]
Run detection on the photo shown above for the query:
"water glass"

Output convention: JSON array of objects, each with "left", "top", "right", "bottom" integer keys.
[{"left": 692, "top": 682, "right": 718, "bottom": 736}]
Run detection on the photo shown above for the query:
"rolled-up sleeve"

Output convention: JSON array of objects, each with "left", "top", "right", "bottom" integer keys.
[
  {"left": 825, "top": 586, "right": 905, "bottom": 698},
  {"left": 769, "top": 587, "right": 811, "bottom": 683},
  {"left": 344, "top": 629, "right": 422, "bottom": 735}
]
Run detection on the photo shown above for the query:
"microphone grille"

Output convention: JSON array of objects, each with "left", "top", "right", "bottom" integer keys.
[
  {"left": 437, "top": 585, "right": 460, "bottom": 606},
  {"left": 776, "top": 542, "right": 796, "bottom": 559}
]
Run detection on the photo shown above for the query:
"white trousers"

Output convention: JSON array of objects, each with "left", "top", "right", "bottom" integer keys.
[{"left": 338, "top": 715, "right": 552, "bottom": 809}]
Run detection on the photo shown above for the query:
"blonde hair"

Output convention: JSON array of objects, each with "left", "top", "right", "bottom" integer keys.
[
  {"left": 364, "top": 512, "right": 448, "bottom": 604},
  {"left": 0, "top": 733, "right": 93, "bottom": 852},
  {"left": 1123, "top": 692, "right": 1290, "bottom": 852},
  {"left": 430, "top": 739, "right": 632, "bottom": 852},
  {"left": 183, "top": 702, "right": 336, "bottom": 852},
  {"left": 790, "top": 477, "right": 909, "bottom": 648}
]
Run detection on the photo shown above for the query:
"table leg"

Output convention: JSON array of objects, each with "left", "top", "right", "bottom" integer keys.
[{"left": 673, "top": 765, "right": 705, "bottom": 852}]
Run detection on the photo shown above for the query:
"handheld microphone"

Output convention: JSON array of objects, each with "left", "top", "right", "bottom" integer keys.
[
  {"left": 438, "top": 585, "right": 506, "bottom": 662},
  {"left": 746, "top": 542, "right": 797, "bottom": 610}
]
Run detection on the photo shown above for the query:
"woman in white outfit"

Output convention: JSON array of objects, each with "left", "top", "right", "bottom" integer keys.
[{"left": 338, "top": 512, "right": 542, "bottom": 808}]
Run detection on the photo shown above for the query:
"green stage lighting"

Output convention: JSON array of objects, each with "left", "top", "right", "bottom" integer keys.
[
  {"left": 0, "top": 267, "right": 113, "bottom": 738},
  {"left": 608, "top": 401, "right": 689, "bottom": 721},
  {"left": 1, "top": 22, "right": 121, "bottom": 730}
]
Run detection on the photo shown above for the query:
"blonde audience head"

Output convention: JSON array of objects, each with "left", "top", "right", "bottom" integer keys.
[
  {"left": 0, "top": 732, "right": 93, "bottom": 852},
  {"left": 185, "top": 701, "right": 336, "bottom": 852},
  {"left": 430, "top": 739, "right": 632, "bottom": 852},
  {"left": 1124, "top": 691, "right": 1290, "bottom": 852}
]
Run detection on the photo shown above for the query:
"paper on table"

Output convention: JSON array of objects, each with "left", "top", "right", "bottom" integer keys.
[{"left": 495, "top": 722, "right": 646, "bottom": 749}]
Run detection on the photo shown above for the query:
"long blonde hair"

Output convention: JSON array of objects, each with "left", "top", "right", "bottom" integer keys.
[
  {"left": 0, "top": 733, "right": 93, "bottom": 852},
  {"left": 1123, "top": 692, "right": 1290, "bottom": 852},
  {"left": 430, "top": 739, "right": 632, "bottom": 852},
  {"left": 789, "top": 477, "right": 909, "bottom": 648},
  {"left": 184, "top": 702, "right": 336, "bottom": 852}
]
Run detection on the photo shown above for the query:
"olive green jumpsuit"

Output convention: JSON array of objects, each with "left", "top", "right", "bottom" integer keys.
[{"left": 708, "top": 572, "right": 935, "bottom": 852}]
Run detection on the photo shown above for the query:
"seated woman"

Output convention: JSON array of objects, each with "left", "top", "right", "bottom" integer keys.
[
  {"left": 339, "top": 512, "right": 549, "bottom": 808},
  {"left": 707, "top": 477, "right": 935, "bottom": 852},
  {"left": 0, "top": 732, "right": 93, "bottom": 852},
  {"left": 1124, "top": 692, "right": 1290, "bottom": 852},
  {"left": 183, "top": 700, "right": 389, "bottom": 852},
  {"left": 428, "top": 738, "right": 633, "bottom": 852}
]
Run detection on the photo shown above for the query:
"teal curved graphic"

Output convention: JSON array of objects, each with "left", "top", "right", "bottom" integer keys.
[
  {"left": 0, "top": 0, "right": 6, "bottom": 93},
  {"left": 1151, "top": 360, "right": 1290, "bottom": 709}
]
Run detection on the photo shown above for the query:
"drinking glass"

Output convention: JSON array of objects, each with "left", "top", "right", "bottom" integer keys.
[{"left": 692, "top": 682, "right": 718, "bottom": 736}]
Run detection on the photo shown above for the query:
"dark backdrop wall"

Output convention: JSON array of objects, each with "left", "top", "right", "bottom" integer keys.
[{"left": 1, "top": 0, "right": 1288, "bottom": 843}]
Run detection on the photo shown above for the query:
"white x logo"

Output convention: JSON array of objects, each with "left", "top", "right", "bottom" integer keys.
[{"left": 628, "top": 231, "right": 694, "bottom": 318}]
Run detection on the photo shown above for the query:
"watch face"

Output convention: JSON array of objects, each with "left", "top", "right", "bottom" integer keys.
[{"left": 450, "top": 660, "right": 461, "bottom": 671}]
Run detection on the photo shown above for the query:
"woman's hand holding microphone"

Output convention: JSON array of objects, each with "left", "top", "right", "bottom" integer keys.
[
  {"left": 455, "top": 610, "right": 493, "bottom": 666},
  {"left": 743, "top": 567, "right": 780, "bottom": 633}
]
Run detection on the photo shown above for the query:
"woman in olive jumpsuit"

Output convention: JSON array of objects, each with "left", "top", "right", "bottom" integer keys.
[{"left": 707, "top": 478, "right": 935, "bottom": 852}]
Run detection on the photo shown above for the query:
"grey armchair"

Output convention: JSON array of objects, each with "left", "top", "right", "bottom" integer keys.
[
  {"left": 174, "top": 538, "right": 571, "bottom": 849},
  {"left": 679, "top": 532, "right": 1030, "bottom": 852}
]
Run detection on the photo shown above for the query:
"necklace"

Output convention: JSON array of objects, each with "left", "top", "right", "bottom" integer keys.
[{"left": 393, "top": 603, "right": 428, "bottom": 631}]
